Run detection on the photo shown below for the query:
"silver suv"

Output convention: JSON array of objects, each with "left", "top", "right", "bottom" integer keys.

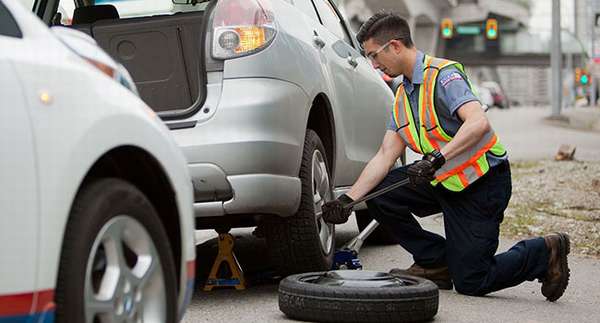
[{"left": 41, "top": 0, "right": 393, "bottom": 274}]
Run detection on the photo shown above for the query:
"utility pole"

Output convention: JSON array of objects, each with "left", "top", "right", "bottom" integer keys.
[
  {"left": 551, "top": 0, "right": 563, "bottom": 116},
  {"left": 572, "top": 0, "right": 578, "bottom": 108},
  {"left": 574, "top": 0, "right": 578, "bottom": 37},
  {"left": 590, "top": 0, "right": 597, "bottom": 107},
  {"left": 566, "top": 52, "right": 573, "bottom": 108}
]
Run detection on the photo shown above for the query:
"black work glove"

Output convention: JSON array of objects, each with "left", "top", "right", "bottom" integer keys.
[
  {"left": 322, "top": 194, "right": 354, "bottom": 224},
  {"left": 407, "top": 150, "right": 446, "bottom": 186}
]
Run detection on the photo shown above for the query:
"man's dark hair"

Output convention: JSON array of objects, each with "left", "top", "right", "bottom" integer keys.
[{"left": 356, "top": 12, "right": 413, "bottom": 49}]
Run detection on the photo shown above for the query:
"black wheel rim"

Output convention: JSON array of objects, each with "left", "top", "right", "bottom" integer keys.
[{"left": 299, "top": 271, "right": 416, "bottom": 288}]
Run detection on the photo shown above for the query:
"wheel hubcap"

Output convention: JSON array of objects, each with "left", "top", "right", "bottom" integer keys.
[
  {"left": 311, "top": 150, "right": 334, "bottom": 254},
  {"left": 84, "top": 216, "right": 166, "bottom": 323}
]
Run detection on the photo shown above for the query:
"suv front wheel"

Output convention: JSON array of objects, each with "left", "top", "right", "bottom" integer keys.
[{"left": 265, "top": 130, "right": 335, "bottom": 275}]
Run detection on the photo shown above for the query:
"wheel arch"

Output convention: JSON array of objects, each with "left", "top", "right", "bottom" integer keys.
[
  {"left": 68, "top": 145, "right": 182, "bottom": 290},
  {"left": 306, "top": 93, "right": 336, "bottom": 179}
]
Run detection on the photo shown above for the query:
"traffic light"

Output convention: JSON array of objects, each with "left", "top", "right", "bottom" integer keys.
[
  {"left": 485, "top": 18, "right": 498, "bottom": 40},
  {"left": 581, "top": 69, "right": 590, "bottom": 85},
  {"left": 441, "top": 18, "right": 453, "bottom": 39},
  {"left": 575, "top": 67, "right": 590, "bottom": 86}
]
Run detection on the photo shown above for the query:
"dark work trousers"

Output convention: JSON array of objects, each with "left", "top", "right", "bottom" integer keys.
[{"left": 365, "top": 161, "right": 549, "bottom": 296}]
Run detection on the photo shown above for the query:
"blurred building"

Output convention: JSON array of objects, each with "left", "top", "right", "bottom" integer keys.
[
  {"left": 339, "top": 0, "right": 593, "bottom": 106},
  {"left": 338, "top": 0, "right": 457, "bottom": 54}
]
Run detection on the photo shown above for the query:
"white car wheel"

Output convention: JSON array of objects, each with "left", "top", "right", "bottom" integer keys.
[{"left": 55, "top": 178, "right": 177, "bottom": 323}]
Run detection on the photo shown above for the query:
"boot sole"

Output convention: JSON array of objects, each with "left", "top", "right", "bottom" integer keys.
[{"left": 546, "top": 233, "right": 570, "bottom": 302}]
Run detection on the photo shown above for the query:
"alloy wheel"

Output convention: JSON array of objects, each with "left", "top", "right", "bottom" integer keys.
[
  {"left": 311, "top": 150, "right": 334, "bottom": 255},
  {"left": 84, "top": 215, "right": 166, "bottom": 323}
]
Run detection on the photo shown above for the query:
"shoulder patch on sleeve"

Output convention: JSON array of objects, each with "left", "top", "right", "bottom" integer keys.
[{"left": 439, "top": 71, "right": 463, "bottom": 88}]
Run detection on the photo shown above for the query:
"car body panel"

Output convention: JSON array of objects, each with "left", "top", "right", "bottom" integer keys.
[
  {"left": 0, "top": 60, "right": 38, "bottom": 298},
  {"left": 179, "top": 0, "right": 392, "bottom": 215},
  {"left": 220, "top": 0, "right": 391, "bottom": 187},
  {"left": 1, "top": 0, "right": 195, "bottom": 320},
  {"left": 172, "top": 77, "right": 305, "bottom": 217}
]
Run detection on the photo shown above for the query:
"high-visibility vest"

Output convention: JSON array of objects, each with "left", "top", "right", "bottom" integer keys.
[{"left": 392, "top": 55, "right": 506, "bottom": 192}]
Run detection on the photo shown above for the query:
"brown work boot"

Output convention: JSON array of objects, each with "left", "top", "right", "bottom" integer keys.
[
  {"left": 541, "top": 232, "right": 570, "bottom": 302},
  {"left": 390, "top": 263, "right": 453, "bottom": 290}
]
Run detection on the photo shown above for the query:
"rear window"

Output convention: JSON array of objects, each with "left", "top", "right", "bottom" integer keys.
[
  {"left": 56, "top": 0, "right": 209, "bottom": 24},
  {"left": 17, "top": 0, "right": 35, "bottom": 10},
  {"left": 95, "top": 0, "right": 173, "bottom": 18},
  {"left": 311, "top": 0, "right": 351, "bottom": 46},
  {"left": 294, "top": 0, "right": 319, "bottom": 22}
]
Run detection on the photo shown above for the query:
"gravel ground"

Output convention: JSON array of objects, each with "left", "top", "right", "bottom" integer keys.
[{"left": 502, "top": 159, "right": 600, "bottom": 257}]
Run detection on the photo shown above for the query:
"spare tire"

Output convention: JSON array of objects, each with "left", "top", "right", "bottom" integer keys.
[{"left": 279, "top": 270, "right": 439, "bottom": 323}]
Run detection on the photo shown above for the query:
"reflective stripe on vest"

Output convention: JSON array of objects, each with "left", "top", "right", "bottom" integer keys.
[
  {"left": 392, "top": 55, "right": 507, "bottom": 191},
  {"left": 393, "top": 84, "right": 422, "bottom": 154}
]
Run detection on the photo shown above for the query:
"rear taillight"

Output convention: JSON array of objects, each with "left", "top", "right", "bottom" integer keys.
[{"left": 212, "top": 0, "right": 277, "bottom": 59}]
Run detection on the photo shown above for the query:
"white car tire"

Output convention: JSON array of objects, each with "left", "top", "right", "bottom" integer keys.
[{"left": 55, "top": 178, "right": 177, "bottom": 323}]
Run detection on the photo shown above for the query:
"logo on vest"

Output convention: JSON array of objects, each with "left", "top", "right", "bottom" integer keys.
[{"left": 440, "top": 72, "right": 463, "bottom": 88}]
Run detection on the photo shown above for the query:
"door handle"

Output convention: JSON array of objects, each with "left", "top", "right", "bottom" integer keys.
[
  {"left": 347, "top": 55, "right": 358, "bottom": 68},
  {"left": 313, "top": 30, "right": 325, "bottom": 49},
  {"left": 313, "top": 35, "right": 326, "bottom": 49}
]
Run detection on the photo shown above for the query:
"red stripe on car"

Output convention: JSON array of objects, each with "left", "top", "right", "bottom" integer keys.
[{"left": 0, "top": 289, "right": 53, "bottom": 316}]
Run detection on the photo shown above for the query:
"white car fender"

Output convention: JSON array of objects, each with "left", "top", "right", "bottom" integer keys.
[
  {"left": 12, "top": 58, "right": 193, "bottom": 295},
  {"left": 34, "top": 110, "right": 194, "bottom": 293}
]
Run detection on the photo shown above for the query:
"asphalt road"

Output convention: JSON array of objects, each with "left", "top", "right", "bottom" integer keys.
[{"left": 183, "top": 107, "right": 600, "bottom": 323}]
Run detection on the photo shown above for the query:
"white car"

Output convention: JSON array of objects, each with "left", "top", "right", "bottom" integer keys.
[{"left": 0, "top": 1, "right": 195, "bottom": 322}]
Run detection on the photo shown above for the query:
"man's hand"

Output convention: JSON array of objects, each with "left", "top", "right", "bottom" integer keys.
[
  {"left": 407, "top": 150, "right": 445, "bottom": 186},
  {"left": 322, "top": 194, "right": 354, "bottom": 224}
]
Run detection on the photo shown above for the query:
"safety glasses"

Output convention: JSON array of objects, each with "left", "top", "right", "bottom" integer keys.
[{"left": 366, "top": 39, "right": 395, "bottom": 62}]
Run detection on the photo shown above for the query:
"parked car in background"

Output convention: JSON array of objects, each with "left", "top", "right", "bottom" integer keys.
[
  {"left": 473, "top": 84, "right": 494, "bottom": 110},
  {"left": 36, "top": 0, "right": 393, "bottom": 275},
  {"left": 0, "top": 1, "right": 195, "bottom": 322},
  {"left": 481, "top": 81, "right": 509, "bottom": 109}
]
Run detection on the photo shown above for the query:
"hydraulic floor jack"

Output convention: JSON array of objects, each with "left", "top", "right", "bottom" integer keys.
[{"left": 332, "top": 177, "right": 411, "bottom": 270}]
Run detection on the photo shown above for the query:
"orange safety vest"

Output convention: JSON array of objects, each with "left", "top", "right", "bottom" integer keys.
[{"left": 392, "top": 55, "right": 507, "bottom": 192}]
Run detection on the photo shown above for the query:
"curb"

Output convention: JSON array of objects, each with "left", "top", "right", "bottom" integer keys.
[{"left": 543, "top": 108, "right": 600, "bottom": 133}]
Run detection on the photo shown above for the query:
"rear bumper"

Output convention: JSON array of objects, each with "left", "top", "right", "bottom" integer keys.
[
  {"left": 172, "top": 77, "right": 308, "bottom": 177},
  {"left": 191, "top": 169, "right": 301, "bottom": 217},
  {"left": 170, "top": 78, "right": 308, "bottom": 217}
]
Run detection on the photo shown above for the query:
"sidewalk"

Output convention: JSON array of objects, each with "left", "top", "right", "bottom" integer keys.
[
  {"left": 544, "top": 106, "right": 600, "bottom": 133},
  {"left": 487, "top": 106, "right": 600, "bottom": 161}
]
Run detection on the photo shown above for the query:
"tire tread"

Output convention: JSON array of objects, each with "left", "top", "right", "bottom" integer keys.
[
  {"left": 279, "top": 271, "right": 438, "bottom": 323},
  {"left": 265, "top": 130, "right": 334, "bottom": 276}
]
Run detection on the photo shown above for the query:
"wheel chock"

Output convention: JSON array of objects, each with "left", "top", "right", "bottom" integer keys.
[{"left": 203, "top": 232, "right": 246, "bottom": 291}]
